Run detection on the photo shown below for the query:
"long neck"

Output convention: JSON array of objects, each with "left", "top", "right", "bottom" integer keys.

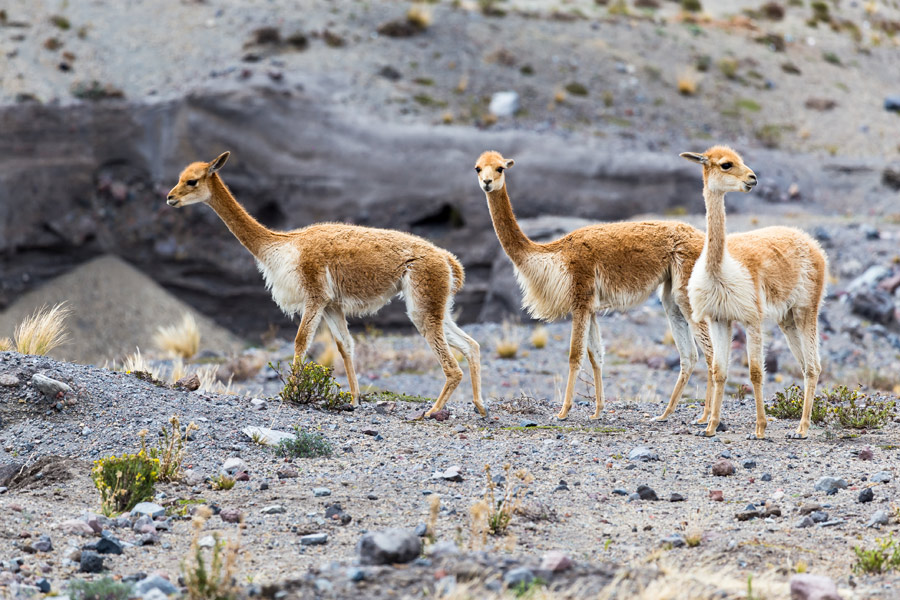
[
  {"left": 206, "top": 174, "right": 276, "bottom": 258},
  {"left": 485, "top": 184, "right": 540, "bottom": 265},
  {"left": 702, "top": 184, "right": 728, "bottom": 277}
]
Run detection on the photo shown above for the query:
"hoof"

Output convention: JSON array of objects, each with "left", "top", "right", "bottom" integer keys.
[
  {"left": 653, "top": 415, "right": 668, "bottom": 423},
  {"left": 555, "top": 413, "right": 569, "bottom": 421},
  {"left": 477, "top": 406, "right": 490, "bottom": 419},
  {"left": 786, "top": 432, "right": 808, "bottom": 440},
  {"left": 746, "top": 433, "right": 766, "bottom": 440},
  {"left": 693, "top": 429, "right": 715, "bottom": 438},
  {"left": 589, "top": 412, "right": 602, "bottom": 421}
]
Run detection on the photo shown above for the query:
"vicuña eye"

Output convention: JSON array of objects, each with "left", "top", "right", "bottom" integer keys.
[
  {"left": 720, "top": 162, "right": 733, "bottom": 170},
  {"left": 496, "top": 167, "right": 504, "bottom": 174},
  {"left": 475, "top": 167, "right": 482, "bottom": 173},
  {"left": 186, "top": 179, "right": 198, "bottom": 186}
]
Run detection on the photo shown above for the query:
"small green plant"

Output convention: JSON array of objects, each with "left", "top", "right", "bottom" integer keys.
[
  {"left": 91, "top": 451, "right": 159, "bottom": 516},
  {"left": 68, "top": 577, "right": 134, "bottom": 600},
  {"left": 564, "top": 82, "right": 588, "bottom": 96},
  {"left": 682, "top": 0, "right": 703, "bottom": 13},
  {"left": 820, "top": 386, "right": 896, "bottom": 429},
  {"left": 766, "top": 384, "right": 826, "bottom": 423},
  {"left": 182, "top": 506, "right": 240, "bottom": 600},
  {"left": 717, "top": 57, "right": 739, "bottom": 79},
  {"left": 479, "top": 0, "right": 507, "bottom": 17},
  {"left": 512, "top": 577, "right": 548, "bottom": 597},
  {"left": 212, "top": 475, "right": 236, "bottom": 491},
  {"left": 270, "top": 360, "right": 352, "bottom": 410},
  {"left": 275, "top": 426, "right": 333, "bottom": 458},
  {"left": 823, "top": 51, "right": 841, "bottom": 65},
  {"left": 140, "top": 414, "right": 198, "bottom": 482},
  {"left": 853, "top": 534, "right": 900, "bottom": 574},
  {"left": 483, "top": 463, "right": 534, "bottom": 536},
  {"left": 50, "top": 15, "right": 71, "bottom": 30}
]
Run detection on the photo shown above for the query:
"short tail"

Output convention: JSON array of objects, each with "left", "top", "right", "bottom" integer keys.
[{"left": 448, "top": 255, "right": 465, "bottom": 296}]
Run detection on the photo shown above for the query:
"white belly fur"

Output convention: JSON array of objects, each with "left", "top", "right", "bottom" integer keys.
[
  {"left": 256, "top": 243, "right": 306, "bottom": 315},
  {"left": 515, "top": 254, "right": 572, "bottom": 321},
  {"left": 688, "top": 252, "right": 758, "bottom": 323}
]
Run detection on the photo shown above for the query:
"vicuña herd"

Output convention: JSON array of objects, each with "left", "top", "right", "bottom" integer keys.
[{"left": 167, "top": 145, "right": 826, "bottom": 441}]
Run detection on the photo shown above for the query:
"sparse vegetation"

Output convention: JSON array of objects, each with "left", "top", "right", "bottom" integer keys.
[
  {"left": 154, "top": 313, "right": 201, "bottom": 359},
  {"left": 564, "top": 82, "right": 588, "bottom": 97},
  {"left": 67, "top": 577, "right": 134, "bottom": 600},
  {"left": 71, "top": 80, "right": 125, "bottom": 100},
  {"left": 767, "top": 385, "right": 895, "bottom": 430},
  {"left": 479, "top": 0, "right": 507, "bottom": 17},
  {"left": 139, "top": 415, "right": 199, "bottom": 483},
  {"left": 212, "top": 475, "right": 236, "bottom": 491},
  {"left": 275, "top": 426, "right": 333, "bottom": 458},
  {"left": 681, "top": 0, "right": 703, "bottom": 13},
  {"left": 483, "top": 463, "right": 534, "bottom": 536},
  {"left": 853, "top": 534, "right": 900, "bottom": 574},
  {"left": 182, "top": 506, "right": 241, "bottom": 600},
  {"left": 13, "top": 302, "right": 70, "bottom": 356},
  {"left": 0, "top": 337, "right": 12, "bottom": 352},
  {"left": 50, "top": 14, "right": 71, "bottom": 30},
  {"left": 717, "top": 58, "right": 739, "bottom": 79},
  {"left": 495, "top": 321, "right": 520, "bottom": 359},
  {"left": 530, "top": 326, "right": 548, "bottom": 349},
  {"left": 677, "top": 70, "right": 699, "bottom": 95},
  {"left": 270, "top": 359, "right": 352, "bottom": 410},
  {"left": 91, "top": 451, "right": 159, "bottom": 516}
]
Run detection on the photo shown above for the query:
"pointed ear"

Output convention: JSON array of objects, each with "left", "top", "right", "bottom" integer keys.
[
  {"left": 208, "top": 151, "right": 230, "bottom": 175},
  {"left": 504, "top": 158, "right": 515, "bottom": 169},
  {"left": 679, "top": 152, "right": 708, "bottom": 165}
]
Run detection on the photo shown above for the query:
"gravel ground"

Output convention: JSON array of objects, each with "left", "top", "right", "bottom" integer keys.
[{"left": 4, "top": 211, "right": 900, "bottom": 598}]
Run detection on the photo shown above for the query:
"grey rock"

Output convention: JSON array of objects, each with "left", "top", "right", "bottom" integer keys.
[
  {"left": 540, "top": 550, "right": 573, "bottom": 572},
  {"left": 858, "top": 488, "right": 874, "bottom": 503},
  {"left": 31, "top": 373, "right": 72, "bottom": 398},
  {"left": 414, "top": 523, "right": 428, "bottom": 537},
  {"left": 313, "top": 487, "right": 332, "bottom": 497},
  {"left": 712, "top": 459, "right": 735, "bottom": 476},
  {"left": 761, "top": 473, "right": 772, "bottom": 482},
  {"left": 347, "top": 567, "right": 366, "bottom": 582},
  {"left": 300, "top": 533, "right": 328, "bottom": 546},
  {"left": 669, "top": 493, "right": 685, "bottom": 502},
  {"left": 83, "top": 535, "right": 123, "bottom": 555},
  {"left": 198, "top": 535, "right": 216, "bottom": 548},
  {"left": 866, "top": 510, "right": 890, "bottom": 528},
  {"left": 628, "top": 446, "right": 659, "bottom": 462},
  {"left": 314, "top": 579, "right": 333, "bottom": 594},
  {"left": 35, "top": 579, "right": 51, "bottom": 593},
  {"left": 885, "top": 95, "right": 900, "bottom": 112},
  {"left": 132, "top": 516, "right": 156, "bottom": 534},
  {"left": 489, "top": 91, "right": 520, "bottom": 118},
  {"left": 183, "top": 469, "right": 206, "bottom": 486},
  {"left": 130, "top": 502, "right": 165, "bottom": 519},
  {"left": 250, "top": 398, "right": 268, "bottom": 410},
  {"left": 851, "top": 290, "right": 894, "bottom": 324},
  {"left": 426, "top": 540, "right": 460, "bottom": 559},
  {"left": 134, "top": 574, "right": 178, "bottom": 597},
  {"left": 789, "top": 573, "right": 842, "bottom": 600},
  {"left": 503, "top": 567, "right": 535, "bottom": 588},
  {"left": 741, "top": 460, "right": 757, "bottom": 469},
  {"left": 220, "top": 508, "right": 242, "bottom": 523},
  {"left": 871, "top": 470, "right": 892, "bottom": 483},
  {"left": 242, "top": 426, "right": 292, "bottom": 446},
  {"left": 520, "top": 420, "right": 538, "bottom": 428},
  {"left": 846, "top": 265, "right": 891, "bottom": 295},
  {"left": 813, "top": 477, "right": 847, "bottom": 494},
  {"left": 612, "top": 488, "right": 629, "bottom": 496},
  {"left": 142, "top": 590, "right": 171, "bottom": 600},
  {"left": 810, "top": 511, "right": 829, "bottom": 523},
  {"left": 795, "top": 516, "right": 815, "bottom": 528},
  {"left": 220, "top": 457, "right": 247, "bottom": 476},
  {"left": 636, "top": 485, "right": 658, "bottom": 501},
  {"left": 660, "top": 534, "right": 686, "bottom": 548},
  {"left": 80, "top": 550, "right": 104, "bottom": 573},
  {"left": 33, "top": 535, "right": 52, "bottom": 552},
  {"left": 261, "top": 505, "right": 286, "bottom": 515},
  {"left": 431, "top": 466, "right": 463, "bottom": 482},
  {"left": 357, "top": 528, "right": 422, "bottom": 565},
  {"left": 800, "top": 503, "right": 822, "bottom": 515}
]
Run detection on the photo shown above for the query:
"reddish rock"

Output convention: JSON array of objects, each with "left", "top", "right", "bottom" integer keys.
[
  {"left": 858, "top": 447, "right": 874, "bottom": 461},
  {"left": 175, "top": 373, "right": 200, "bottom": 391},
  {"left": 540, "top": 550, "right": 573, "bottom": 572},
  {"left": 709, "top": 490, "right": 724, "bottom": 502},
  {"left": 712, "top": 459, "right": 735, "bottom": 477},
  {"left": 429, "top": 410, "right": 450, "bottom": 422},
  {"left": 220, "top": 508, "right": 243, "bottom": 523},
  {"left": 276, "top": 466, "right": 299, "bottom": 479},
  {"left": 789, "top": 573, "right": 843, "bottom": 600},
  {"left": 234, "top": 471, "right": 250, "bottom": 481}
]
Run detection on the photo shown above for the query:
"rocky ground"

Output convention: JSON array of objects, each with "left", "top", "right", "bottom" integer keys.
[{"left": 4, "top": 211, "right": 900, "bottom": 598}]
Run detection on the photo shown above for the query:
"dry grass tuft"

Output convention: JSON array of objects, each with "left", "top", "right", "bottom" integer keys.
[
  {"left": 118, "top": 347, "right": 164, "bottom": 380},
  {"left": 426, "top": 494, "right": 441, "bottom": 543},
  {"left": 677, "top": 70, "right": 699, "bottom": 95},
  {"left": 495, "top": 321, "right": 520, "bottom": 359},
  {"left": 406, "top": 5, "right": 432, "bottom": 29},
  {"left": 530, "top": 325, "right": 548, "bottom": 349},
  {"left": 181, "top": 505, "right": 241, "bottom": 600},
  {"left": 0, "top": 337, "right": 12, "bottom": 352},
  {"left": 196, "top": 365, "right": 235, "bottom": 395},
  {"left": 14, "top": 302, "right": 71, "bottom": 356},
  {"left": 154, "top": 313, "right": 200, "bottom": 359}
]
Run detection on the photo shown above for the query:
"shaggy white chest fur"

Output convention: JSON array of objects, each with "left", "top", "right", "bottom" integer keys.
[
  {"left": 256, "top": 243, "right": 305, "bottom": 315},
  {"left": 515, "top": 254, "right": 573, "bottom": 321},
  {"left": 688, "top": 252, "right": 758, "bottom": 323}
]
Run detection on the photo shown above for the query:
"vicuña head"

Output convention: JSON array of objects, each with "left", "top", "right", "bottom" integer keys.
[
  {"left": 167, "top": 151, "right": 230, "bottom": 207},
  {"left": 475, "top": 151, "right": 514, "bottom": 193},
  {"left": 679, "top": 146, "right": 757, "bottom": 194}
]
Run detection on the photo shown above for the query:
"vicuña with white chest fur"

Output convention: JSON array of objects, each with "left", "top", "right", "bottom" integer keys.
[
  {"left": 166, "top": 152, "right": 485, "bottom": 418},
  {"left": 681, "top": 146, "right": 827, "bottom": 439}
]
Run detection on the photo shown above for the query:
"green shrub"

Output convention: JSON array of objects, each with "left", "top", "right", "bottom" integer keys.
[
  {"left": 682, "top": 0, "right": 703, "bottom": 13},
  {"left": 140, "top": 414, "right": 198, "bottom": 483},
  {"left": 212, "top": 475, "right": 236, "bottom": 491},
  {"left": 854, "top": 534, "right": 900, "bottom": 574},
  {"left": 767, "top": 385, "right": 895, "bottom": 430},
  {"left": 91, "top": 451, "right": 159, "bottom": 516},
  {"left": 68, "top": 578, "right": 134, "bottom": 600},
  {"left": 269, "top": 360, "right": 352, "bottom": 410},
  {"left": 276, "top": 426, "right": 333, "bottom": 458}
]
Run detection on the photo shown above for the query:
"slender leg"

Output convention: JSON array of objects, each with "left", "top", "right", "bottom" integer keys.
[
  {"left": 323, "top": 306, "right": 360, "bottom": 405},
  {"left": 701, "top": 319, "right": 731, "bottom": 437},
  {"left": 586, "top": 315, "right": 605, "bottom": 420},
  {"left": 786, "top": 309, "right": 822, "bottom": 439},
  {"left": 557, "top": 308, "right": 590, "bottom": 420},
  {"left": 293, "top": 301, "right": 325, "bottom": 365},
  {"left": 422, "top": 319, "right": 464, "bottom": 417},
  {"left": 444, "top": 317, "right": 486, "bottom": 417},
  {"left": 655, "top": 291, "right": 698, "bottom": 421},
  {"left": 745, "top": 323, "right": 767, "bottom": 439},
  {"left": 694, "top": 320, "right": 715, "bottom": 425}
]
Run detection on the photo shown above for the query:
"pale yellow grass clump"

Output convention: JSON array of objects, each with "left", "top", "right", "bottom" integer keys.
[
  {"left": 406, "top": 5, "right": 432, "bottom": 29},
  {"left": 154, "top": 313, "right": 200, "bottom": 359},
  {"left": 677, "top": 69, "right": 699, "bottom": 95},
  {"left": 530, "top": 325, "right": 548, "bottom": 349},
  {"left": 495, "top": 321, "right": 520, "bottom": 359},
  {"left": 182, "top": 505, "right": 241, "bottom": 600},
  {"left": 0, "top": 337, "right": 12, "bottom": 352},
  {"left": 196, "top": 364, "right": 235, "bottom": 395},
  {"left": 119, "top": 347, "right": 165, "bottom": 380},
  {"left": 13, "top": 302, "right": 71, "bottom": 356}
]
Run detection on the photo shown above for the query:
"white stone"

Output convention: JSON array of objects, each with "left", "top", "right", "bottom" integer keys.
[
  {"left": 489, "top": 91, "right": 519, "bottom": 118},
  {"left": 242, "top": 426, "right": 293, "bottom": 446},
  {"left": 220, "top": 457, "right": 247, "bottom": 476}
]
